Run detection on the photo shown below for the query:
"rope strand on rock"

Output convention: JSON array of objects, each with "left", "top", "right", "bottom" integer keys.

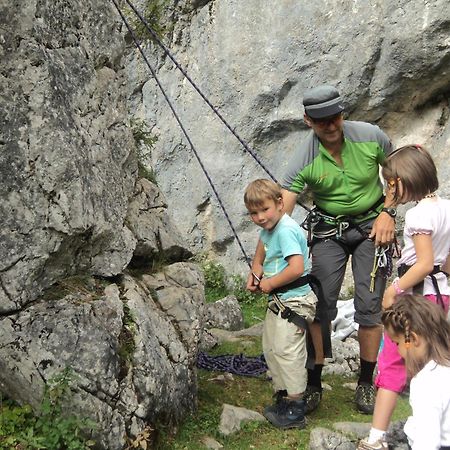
[
  {"left": 114, "top": 0, "right": 312, "bottom": 212},
  {"left": 111, "top": 0, "right": 251, "bottom": 265}
]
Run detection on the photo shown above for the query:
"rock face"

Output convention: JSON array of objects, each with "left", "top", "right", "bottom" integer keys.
[
  {"left": 0, "top": 0, "right": 136, "bottom": 309},
  {"left": 135, "top": 0, "right": 450, "bottom": 273},
  {"left": 0, "top": 264, "right": 205, "bottom": 449},
  {"left": 0, "top": 1, "right": 198, "bottom": 448}
]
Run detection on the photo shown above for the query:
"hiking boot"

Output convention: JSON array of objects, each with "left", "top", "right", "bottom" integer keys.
[
  {"left": 303, "top": 385, "right": 322, "bottom": 414},
  {"left": 355, "top": 382, "right": 375, "bottom": 414},
  {"left": 263, "top": 389, "right": 287, "bottom": 416},
  {"left": 263, "top": 398, "right": 306, "bottom": 429},
  {"left": 357, "top": 437, "right": 388, "bottom": 449}
]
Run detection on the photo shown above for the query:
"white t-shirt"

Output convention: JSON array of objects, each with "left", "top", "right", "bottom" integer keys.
[
  {"left": 404, "top": 360, "right": 450, "bottom": 449},
  {"left": 397, "top": 197, "right": 450, "bottom": 295}
]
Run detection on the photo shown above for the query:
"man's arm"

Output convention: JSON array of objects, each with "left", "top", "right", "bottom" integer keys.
[
  {"left": 282, "top": 189, "right": 298, "bottom": 215},
  {"left": 369, "top": 173, "right": 396, "bottom": 246}
]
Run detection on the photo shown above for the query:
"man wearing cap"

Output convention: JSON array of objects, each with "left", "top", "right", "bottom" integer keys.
[{"left": 280, "top": 84, "right": 395, "bottom": 415}]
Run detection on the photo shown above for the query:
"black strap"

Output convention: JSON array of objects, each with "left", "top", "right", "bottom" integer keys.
[
  {"left": 274, "top": 275, "right": 310, "bottom": 294},
  {"left": 398, "top": 264, "right": 448, "bottom": 309}
]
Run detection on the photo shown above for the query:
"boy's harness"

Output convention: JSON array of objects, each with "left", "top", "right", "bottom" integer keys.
[
  {"left": 398, "top": 263, "right": 449, "bottom": 309},
  {"left": 252, "top": 273, "right": 323, "bottom": 332}
]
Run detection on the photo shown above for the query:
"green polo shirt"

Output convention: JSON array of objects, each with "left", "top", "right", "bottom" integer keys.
[{"left": 281, "top": 121, "right": 393, "bottom": 220}]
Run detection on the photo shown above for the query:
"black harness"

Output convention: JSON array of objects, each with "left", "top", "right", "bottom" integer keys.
[
  {"left": 398, "top": 264, "right": 449, "bottom": 309},
  {"left": 301, "top": 196, "right": 385, "bottom": 253},
  {"left": 254, "top": 273, "right": 324, "bottom": 332}
]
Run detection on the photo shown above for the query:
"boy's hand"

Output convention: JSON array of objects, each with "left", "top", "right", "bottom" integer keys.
[
  {"left": 259, "top": 278, "right": 273, "bottom": 294},
  {"left": 246, "top": 271, "right": 261, "bottom": 292}
]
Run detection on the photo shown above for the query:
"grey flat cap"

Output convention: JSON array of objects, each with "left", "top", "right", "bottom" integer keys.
[{"left": 303, "top": 85, "right": 344, "bottom": 119}]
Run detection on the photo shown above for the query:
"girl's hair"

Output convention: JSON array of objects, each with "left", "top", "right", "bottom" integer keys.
[
  {"left": 381, "top": 144, "right": 439, "bottom": 204},
  {"left": 244, "top": 179, "right": 283, "bottom": 208},
  {"left": 382, "top": 294, "right": 450, "bottom": 378}
]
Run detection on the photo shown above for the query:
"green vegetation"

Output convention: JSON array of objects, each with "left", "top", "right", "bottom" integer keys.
[
  {"left": 0, "top": 369, "right": 96, "bottom": 450},
  {"left": 125, "top": 0, "right": 171, "bottom": 42},
  {"left": 129, "top": 118, "right": 158, "bottom": 184},
  {"left": 156, "top": 361, "right": 411, "bottom": 449},
  {"left": 118, "top": 303, "right": 137, "bottom": 379},
  {"left": 201, "top": 260, "right": 267, "bottom": 327}
]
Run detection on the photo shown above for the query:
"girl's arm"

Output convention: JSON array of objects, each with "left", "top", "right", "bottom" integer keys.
[
  {"left": 383, "top": 234, "right": 434, "bottom": 308},
  {"left": 258, "top": 254, "right": 304, "bottom": 294},
  {"left": 443, "top": 251, "right": 450, "bottom": 274}
]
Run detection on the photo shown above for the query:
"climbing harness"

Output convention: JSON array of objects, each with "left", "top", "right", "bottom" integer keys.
[
  {"left": 252, "top": 273, "right": 310, "bottom": 331},
  {"left": 398, "top": 263, "right": 449, "bottom": 310},
  {"left": 301, "top": 196, "right": 385, "bottom": 249},
  {"left": 197, "top": 352, "right": 268, "bottom": 377}
]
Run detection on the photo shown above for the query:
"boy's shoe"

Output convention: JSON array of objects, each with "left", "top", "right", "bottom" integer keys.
[
  {"left": 263, "top": 389, "right": 287, "bottom": 416},
  {"left": 303, "top": 385, "right": 322, "bottom": 414},
  {"left": 263, "top": 398, "right": 306, "bottom": 429},
  {"left": 355, "top": 382, "right": 375, "bottom": 414},
  {"left": 357, "top": 438, "right": 388, "bottom": 449}
]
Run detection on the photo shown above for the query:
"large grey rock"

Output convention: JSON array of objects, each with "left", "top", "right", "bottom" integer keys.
[
  {"left": 133, "top": 0, "right": 450, "bottom": 274},
  {"left": 126, "top": 178, "right": 192, "bottom": 265},
  {"left": 204, "top": 295, "right": 244, "bottom": 331},
  {"left": 0, "top": 262, "right": 204, "bottom": 450},
  {"left": 0, "top": 0, "right": 137, "bottom": 310}
]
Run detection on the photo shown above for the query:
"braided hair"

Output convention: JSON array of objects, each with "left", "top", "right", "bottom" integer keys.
[{"left": 382, "top": 294, "right": 450, "bottom": 379}]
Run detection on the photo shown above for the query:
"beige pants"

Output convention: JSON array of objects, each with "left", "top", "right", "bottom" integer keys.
[{"left": 262, "top": 292, "right": 317, "bottom": 396}]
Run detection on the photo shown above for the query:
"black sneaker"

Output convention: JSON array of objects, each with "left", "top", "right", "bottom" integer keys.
[
  {"left": 263, "top": 398, "right": 306, "bottom": 429},
  {"left": 303, "top": 385, "right": 322, "bottom": 414},
  {"left": 355, "top": 382, "right": 375, "bottom": 414}
]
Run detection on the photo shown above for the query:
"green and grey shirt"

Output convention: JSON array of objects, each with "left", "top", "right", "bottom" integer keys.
[{"left": 281, "top": 121, "right": 393, "bottom": 221}]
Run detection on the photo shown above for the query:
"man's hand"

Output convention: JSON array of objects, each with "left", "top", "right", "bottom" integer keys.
[{"left": 369, "top": 212, "right": 395, "bottom": 247}]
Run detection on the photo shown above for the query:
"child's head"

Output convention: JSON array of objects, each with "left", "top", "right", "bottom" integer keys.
[
  {"left": 244, "top": 179, "right": 284, "bottom": 230},
  {"left": 381, "top": 144, "right": 438, "bottom": 204},
  {"left": 382, "top": 295, "right": 450, "bottom": 378}
]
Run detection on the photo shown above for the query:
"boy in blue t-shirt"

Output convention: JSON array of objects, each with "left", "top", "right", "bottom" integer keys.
[{"left": 244, "top": 179, "right": 317, "bottom": 429}]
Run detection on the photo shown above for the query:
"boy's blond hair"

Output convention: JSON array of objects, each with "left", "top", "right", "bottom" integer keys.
[{"left": 244, "top": 179, "right": 283, "bottom": 208}]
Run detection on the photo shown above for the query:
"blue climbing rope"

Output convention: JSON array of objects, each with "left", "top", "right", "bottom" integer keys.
[{"left": 197, "top": 351, "right": 267, "bottom": 377}]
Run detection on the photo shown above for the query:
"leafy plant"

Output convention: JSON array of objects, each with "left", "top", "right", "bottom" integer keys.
[
  {"left": 125, "top": 0, "right": 171, "bottom": 42},
  {"left": 0, "top": 368, "right": 96, "bottom": 450},
  {"left": 201, "top": 261, "right": 228, "bottom": 303},
  {"left": 129, "top": 118, "right": 158, "bottom": 184}
]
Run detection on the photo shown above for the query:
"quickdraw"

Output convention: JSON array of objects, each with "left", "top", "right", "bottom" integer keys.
[{"left": 369, "top": 245, "right": 394, "bottom": 292}]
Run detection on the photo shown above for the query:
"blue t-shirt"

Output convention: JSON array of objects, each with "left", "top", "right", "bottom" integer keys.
[{"left": 260, "top": 214, "right": 311, "bottom": 299}]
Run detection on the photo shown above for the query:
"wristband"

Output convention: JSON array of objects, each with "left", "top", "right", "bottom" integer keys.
[{"left": 392, "top": 277, "right": 404, "bottom": 295}]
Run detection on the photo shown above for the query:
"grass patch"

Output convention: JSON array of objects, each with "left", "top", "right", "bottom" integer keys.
[
  {"left": 159, "top": 259, "right": 411, "bottom": 449},
  {"left": 156, "top": 362, "right": 411, "bottom": 449},
  {"left": 201, "top": 260, "right": 267, "bottom": 328},
  {"left": 40, "top": 276, "right": 109, "bottom": 303}
]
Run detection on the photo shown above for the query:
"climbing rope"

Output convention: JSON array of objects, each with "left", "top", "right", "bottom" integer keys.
[
  {"left": 114, "top": 0, "right": 312, "bottom": 213},
  {"left": 197, "top": 351, "right": 268, "bottom": 377},
  {"left": 111, "top": 0, "right": 252, "bottom": 265}
]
